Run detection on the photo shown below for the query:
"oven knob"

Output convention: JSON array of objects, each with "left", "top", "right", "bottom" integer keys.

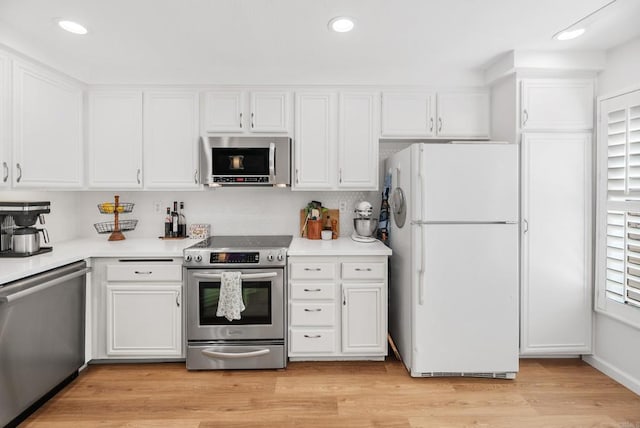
[
  {"left": 277, "top": 253, "right": 284, "bottom": 261},
  {"left": 267, "top": 253, "right": 274, "bottom": 262},
  {"left": 194, "top": 255, "right": 203, "bottom": 262},
  {"left": 185, "top": 254, "right": 192, "bottom": 262}
]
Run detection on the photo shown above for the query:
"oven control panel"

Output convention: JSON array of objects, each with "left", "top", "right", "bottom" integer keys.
[
  {"left": 184, "top": 248, "right": 287, "bottom": 267},
  {"left": 210, "top": 252, "right": 259, "bottom": 264}
]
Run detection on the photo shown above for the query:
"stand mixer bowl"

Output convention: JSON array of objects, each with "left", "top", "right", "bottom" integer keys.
[{"left": 353, "top": 218, "right": 378, "bottom": 238}]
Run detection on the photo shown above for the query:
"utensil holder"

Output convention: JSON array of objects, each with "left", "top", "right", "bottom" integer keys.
[{"left": 307, "top": 220, "right": 322, "bottom": 240}]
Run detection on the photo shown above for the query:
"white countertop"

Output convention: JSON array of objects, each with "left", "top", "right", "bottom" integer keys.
[
  {"left": 288, "top": 237, "right": 392, "bottom": 256},
  {"left": 0, "top": 237, "right": 198, "bottom": 285},
  {"left": 0, "top": 236, "right": 391, "bottom": 285}
]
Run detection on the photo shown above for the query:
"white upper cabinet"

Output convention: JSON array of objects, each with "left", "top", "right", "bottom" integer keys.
[
  {"left": 436, "top": 91, "right": 490, "bottom": 138},
  {"left": 294, "top": 91, "right": 337, "bottom": 189},
  {"left": 203, "top": 90, "right": 244, "bottom": 132},
  {"left": 12, "top": 60, "right": 83, "bottom": 188},
  {"left": 382, "top": 90, "right": 490, "bottom": 138},
  {"left": 520, "top": 79, "right": 594, "bottom": 130},
  {"left": 88, "top": 90, "right": 143, "bottom": 188},
  {"left": 0, "top": 52, "right": 9, "bottom": 188},
  {"left": 294, "top": 90, "right": 379, "bottom": 191},
  {"left": 381, "top": 92, "right": 435, "bottom": 137},
  {"left": 338, "top": 92, "right": 379, "bottom": 190},
  {"left": 203, "top": 90, "right": 291, "bottom": 134},
  {"left": 144, "top": 90, "right": 200, "bottom": 189},
  {"left": 250, "top": 91, "right": 290, "bottom": 132}
]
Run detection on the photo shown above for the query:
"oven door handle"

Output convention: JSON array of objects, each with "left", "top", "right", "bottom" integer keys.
[
  {"left": 201, "top": 348, "right": 270, "bottom": 359},
  {"left": 193, "top": 272, "right": 278, "bottom": 280},
  {"left": 269, "top": 142, "right": 276, "bottom": 183}
]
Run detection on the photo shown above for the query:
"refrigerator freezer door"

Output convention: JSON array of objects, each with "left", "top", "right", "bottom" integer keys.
[
  {"left": 411, "top": 223, "right": 519, "bottom": 376},
  {"left": 417, "top": 143, "right": 518, "bottom": 222}
]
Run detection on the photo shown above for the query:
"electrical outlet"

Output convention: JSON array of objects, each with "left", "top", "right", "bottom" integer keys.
[
  {"left": 153, "top": 201, "right": 162, "bottom": 213},
  {"left": 339, "top": 201, "right": 347, "bottom": 213}
]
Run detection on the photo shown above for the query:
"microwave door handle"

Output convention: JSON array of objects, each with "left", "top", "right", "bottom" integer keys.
[
  {"left": 269, "top": 142, "right": 276, "bottom": 184},
  {"left": 201, "top": 137, "right": 213, "bottom": 186},
  {"left": 192, "top": 272, "right": 278, "bottom": 280}
]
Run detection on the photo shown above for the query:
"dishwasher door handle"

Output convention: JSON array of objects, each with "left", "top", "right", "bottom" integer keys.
[{"left": 0, "top": 268, "right": 90, "bottom": 304}]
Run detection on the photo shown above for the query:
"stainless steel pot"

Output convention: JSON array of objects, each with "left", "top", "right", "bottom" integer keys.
[{"left": 11, "top": 227, "right": 49, "bottom": 254}]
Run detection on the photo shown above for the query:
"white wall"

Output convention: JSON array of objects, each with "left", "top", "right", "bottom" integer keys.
[
  {"left": 598, "top": 37, "right": 640, "bottom": 97},
  {"left": 0, "top": 190, "right": 81, "bottom": 243},
  {"left": 76, "top": 189, "right": 369, "bottom": 240},
  {"left": 584, "top": 35, "right": 640, "bottom": 395}
]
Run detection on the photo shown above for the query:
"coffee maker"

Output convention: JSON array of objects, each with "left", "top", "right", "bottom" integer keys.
[{"left": 0, "top": 201, "right": 52, "bottom": 257}]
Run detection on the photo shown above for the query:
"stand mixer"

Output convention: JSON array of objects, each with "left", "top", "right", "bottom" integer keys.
[{"left": 351, "top": 201, "right": 378, "bottom": 243}]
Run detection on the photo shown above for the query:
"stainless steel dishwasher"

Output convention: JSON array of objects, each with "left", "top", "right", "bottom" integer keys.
[{"left": 0, "top": 261, "right": 88, "bottom": 427}]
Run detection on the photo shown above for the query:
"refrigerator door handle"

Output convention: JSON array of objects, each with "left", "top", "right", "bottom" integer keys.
[{"left": 418, "top": 223, "right": 426, "bottom": 306}]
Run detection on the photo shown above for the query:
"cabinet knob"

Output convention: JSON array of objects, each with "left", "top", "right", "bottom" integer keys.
[
  {"left": 522, "top": 109, "right": 529, "bottom": 126},
  {"left": 239, "top": 112, "right": 243, "bottom": 128},
  {"left": 16, "top": 163, "right": 22, "bottom": 183},
  {"left": 2, "top": 162, "right": 8, "bottom": 183}
]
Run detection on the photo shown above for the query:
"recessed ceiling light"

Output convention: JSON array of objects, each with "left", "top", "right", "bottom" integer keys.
[
  {"left": 56, "top": 19, "right": 88, "bottom": 35},
  {"left": 328, "top": 16, "right": 355, "bottom": 33},
  {"left": 554, "top": 28, "right": 586, "bottom": 41}
]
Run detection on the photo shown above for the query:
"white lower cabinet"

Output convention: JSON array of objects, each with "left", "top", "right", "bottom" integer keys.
[
  {"left": 106, "top": 283, "right": 181, "bottom": 356},
  {"left": 92, "top": 258, "right": 184, "bottom": 360},
  {"left": 288, "top": 256, "right": 388, "bottom": 360},
  {"left": 342, "top": 283, "right": 386, "bottom": 354}
]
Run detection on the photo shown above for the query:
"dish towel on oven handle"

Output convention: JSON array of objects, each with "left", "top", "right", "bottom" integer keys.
[{"left": 216, "top": 271, "right": 246, "bottom": 321}]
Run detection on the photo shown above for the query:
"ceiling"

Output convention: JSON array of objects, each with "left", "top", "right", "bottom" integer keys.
[{"left": 0, "top": 0, "right": 639, "bottom": 85}]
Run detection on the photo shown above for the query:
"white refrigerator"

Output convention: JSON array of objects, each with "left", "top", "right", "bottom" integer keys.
[{"left": 386, "top": 142, "right": 519, "bottom": 378}]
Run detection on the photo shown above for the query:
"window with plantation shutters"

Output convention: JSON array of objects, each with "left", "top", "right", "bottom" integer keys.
[{"left": 597, "top": 89, "right": 640, "bottom": 327}]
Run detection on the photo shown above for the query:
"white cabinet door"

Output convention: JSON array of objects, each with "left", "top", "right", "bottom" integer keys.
[
  {"left": 338, "top": 92, "right": 379, "bottom": 190},
  {"left": 250, "top": 91, "right": 290, "bottom": 133},
  {"left": 144, "top": 91, "right": 200, "bottom": 189},
  {"left": 293, "top": 92, "right": 337, "bottom": 189},
  {"left": 436, "top": 91, "right": 490, "bottom": 138},
  {"left": 0, "top": 52, "right": 9, "bottom": 188},
  {"left": 203, "top": 90, "right": 244, "bottom": 132},
  {"left": 12, "top": 60, "right": 83, "bottom": 188},
  {"left": 521, "top": 79, "right": 594, "bottom": 130},
  {"left": 106, "top": 284, "right": 182, "bottom": 357},
  {"left": 520, "top": 133, "right": 592, "bottom": 355},
  {"left": 341, "top": 282, "right": 386, "bottom": 354},
  {"left": 88, "top": 91, "right": 143, "bottom": 188},
  {"left": 381, "top": 92, "right": 435, "bottom": 137}
]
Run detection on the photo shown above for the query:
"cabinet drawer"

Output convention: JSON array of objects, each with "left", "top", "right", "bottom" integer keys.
[
  {"left": 290, "top": 282, "right": 335, "bottom": 300},
  {"left": 290, "top": 263, "right": 336, "bottom": 280},
  {"left": 290, "top": 329, "right": 336, "bottom": 354},
  {"left": 290, "top": 303, "right": 335, "bottom": 326},
  {"left": 106, "top": 264, "right": 182, "bottom": 282},
  {"left": 342, "top": 262, "right": 385, "bottom": 280}
]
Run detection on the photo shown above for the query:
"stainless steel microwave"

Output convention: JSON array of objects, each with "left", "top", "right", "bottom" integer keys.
[{"left": 202, "top": 136, "right": 291, "bottom": 187}]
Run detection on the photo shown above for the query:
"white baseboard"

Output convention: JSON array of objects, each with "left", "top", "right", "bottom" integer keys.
[{"left": 583, "top": 354, "right": 640, "bottom": 396}]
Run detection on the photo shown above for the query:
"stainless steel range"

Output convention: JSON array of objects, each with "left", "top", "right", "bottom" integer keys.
[{"left": 183, "top": 235, "right": 292, "bottom": 370}]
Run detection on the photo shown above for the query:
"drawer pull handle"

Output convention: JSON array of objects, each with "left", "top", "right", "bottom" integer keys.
[
  {"left": 355, "top": 268, "right": 373, "bottom": 272},
  {"left": 304, "top": 308, "right": 322, "bottom": 312},
  {"left": 304, "top": 268, "right": 322, "bottom": 271},
  {"left": 303, "top": 334, "right": 322, "bottom": 339},
  {"left": 134, "top": 271, "right": 153, "bottom": 275},
  {"left": 303, "top": 288, "right": 322, "bottom": 292}
]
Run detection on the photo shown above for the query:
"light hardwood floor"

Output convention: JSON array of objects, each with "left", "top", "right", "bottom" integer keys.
[{"left": 21, "top": 358, "right": 640, "bottom": 427}]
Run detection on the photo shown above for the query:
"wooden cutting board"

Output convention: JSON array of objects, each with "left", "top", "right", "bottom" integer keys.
[{"left": 299, "top": 209, "right": 340, "bottom": 238}]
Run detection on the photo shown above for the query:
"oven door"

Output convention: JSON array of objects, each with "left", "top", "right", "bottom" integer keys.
[{"left": 186, "top": 268, "right": 284, "bottom": 341}]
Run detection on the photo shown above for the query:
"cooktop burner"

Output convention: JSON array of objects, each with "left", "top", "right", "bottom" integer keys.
[{"left": 188, "top": 235, "right": 293, "bottom": 250}]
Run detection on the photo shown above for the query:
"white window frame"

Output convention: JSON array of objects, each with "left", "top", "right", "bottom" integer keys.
[{"left": 595, "top": 86, "right": 640, "bottom": 330}]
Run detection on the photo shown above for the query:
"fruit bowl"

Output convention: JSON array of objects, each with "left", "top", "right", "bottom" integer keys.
[
  {"left": 94, "top": 220, "right": 138, "bottom": 234},
  {"left": 98, "top": 202, "right": 134, "bottom": 214}
]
